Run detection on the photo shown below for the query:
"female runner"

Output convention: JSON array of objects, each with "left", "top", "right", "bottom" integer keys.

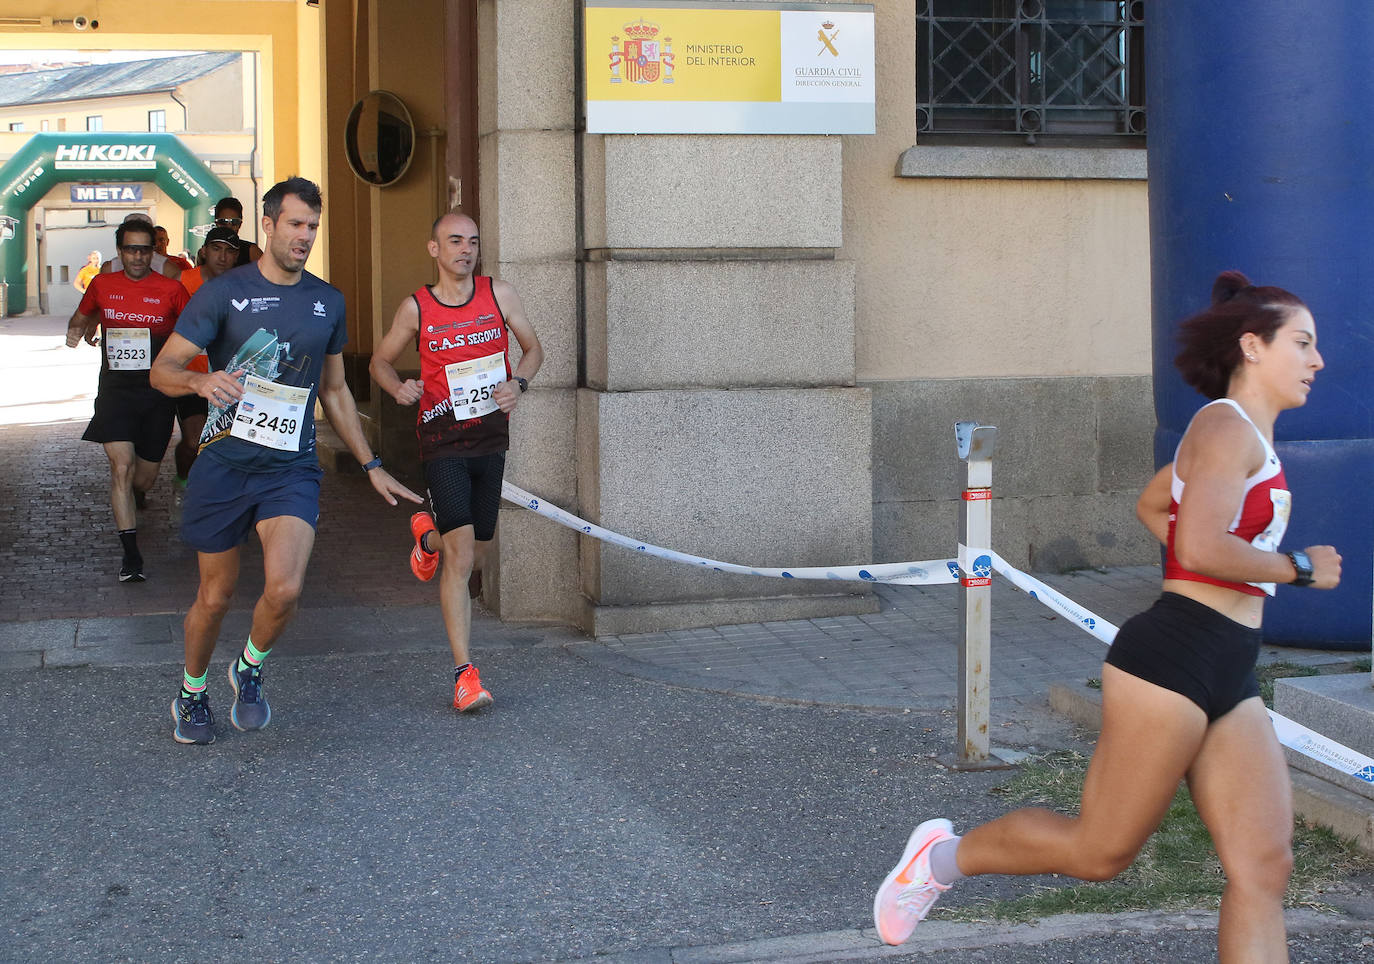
[{"left": 872, "top": 270, "right": 1341, "bottom": 962}]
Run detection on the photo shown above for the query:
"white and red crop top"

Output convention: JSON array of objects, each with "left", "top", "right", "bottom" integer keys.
[{"left": 1164, "top": 398, "right": 1291, "bottom": 597}]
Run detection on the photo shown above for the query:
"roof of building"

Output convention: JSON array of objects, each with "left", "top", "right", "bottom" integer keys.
[{"left": 0, "top": 51, "right": 241, "bottom": 109}]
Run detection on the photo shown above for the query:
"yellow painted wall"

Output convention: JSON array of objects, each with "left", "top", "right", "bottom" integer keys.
[
  {"left": 839, "top": 1, "right": 1151, "bottom": 382},
  {"left": 0, "top": 0, "right": 322, "bottom": 220}
]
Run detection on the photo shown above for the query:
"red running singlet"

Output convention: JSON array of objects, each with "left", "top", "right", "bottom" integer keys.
[
  {"left": 1164, "top": 398, "right": 1290, "bottom": 597},
  {"left": 412, "top": 278, "right": 512, "bottom": 459}
]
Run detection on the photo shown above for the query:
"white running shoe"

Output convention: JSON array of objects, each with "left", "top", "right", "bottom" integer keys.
[{"left": 873, "top": 818, "right": 955, "bottom": 945}]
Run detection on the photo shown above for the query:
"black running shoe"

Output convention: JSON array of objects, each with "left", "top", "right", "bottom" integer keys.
[
  {"left": 119, "top": 559, "right": 145, "bottom": 583},
  {"left": 171, "top": 693, "right": 215, "bottom": 745}
]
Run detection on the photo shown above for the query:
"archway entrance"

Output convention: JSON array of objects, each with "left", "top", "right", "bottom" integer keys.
[{"left": 0, "top": 132, "right": 230, "bottom": 313}]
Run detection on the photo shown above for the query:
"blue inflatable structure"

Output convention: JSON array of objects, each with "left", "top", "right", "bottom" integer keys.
[{"left": 1147, "top": 4, "right": 1374, "bottom": 647}]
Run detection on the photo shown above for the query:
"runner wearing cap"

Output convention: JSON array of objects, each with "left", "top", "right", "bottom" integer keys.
[
  {"left": 66, "top": 219, "right": 189, "bottom": 582},
  {"left": 369, "top": 210, "right": 544, "bottom": 713},
  {"left": 179, "top": 227, "right": 242, "bottom": 296},
  {"left": 211, "top": 196, "right": 264, "bottom": 266},
  {"left": 168, "top": 227, "right": 244, "bottom": 487}
]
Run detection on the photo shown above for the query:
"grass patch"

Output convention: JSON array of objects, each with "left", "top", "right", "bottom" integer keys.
[
  {"left": 1256, "top": 662, "right": 1321, "bottom": 706},
  {"left": 944, "top": 750, "right": 1374, "bottom": 922},
  {"left": 1256, "top": 658, "right": 1372, "bottom": 706}
]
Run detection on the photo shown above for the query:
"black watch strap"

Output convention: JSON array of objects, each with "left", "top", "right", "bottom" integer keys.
[
  {"left": 515, "top": 376, "right": 528, "bottom": 393},
  {"left": 1286, "top": 550, "right": 1315, "bottom": 587}
]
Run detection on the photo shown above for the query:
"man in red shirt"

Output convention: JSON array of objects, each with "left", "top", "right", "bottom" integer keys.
[
  {"left": 66, "top": 219, "right": 190, "bottom": 582},
  {"left": 370, "top": 211, "right": 543, "bottom": 713}
]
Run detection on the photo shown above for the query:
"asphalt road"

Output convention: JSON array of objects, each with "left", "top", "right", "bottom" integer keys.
[{"left": 4, "top": 641, "right": 1372, "bottom": 963}]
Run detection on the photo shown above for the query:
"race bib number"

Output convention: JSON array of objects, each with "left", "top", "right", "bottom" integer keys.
[
  {"left": 230, "top": 374, "right": 310, "bottom": 451},
  {"left": 445, "top": 351, "right": 505, "bottom": 419},
  {"left": 105, "top": 327, "right": 151, "bottom": 371}
]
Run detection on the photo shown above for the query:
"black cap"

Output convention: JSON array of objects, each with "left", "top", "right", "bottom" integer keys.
[{"left": 203, "top": 226, "right": 242, "bottom": 248}]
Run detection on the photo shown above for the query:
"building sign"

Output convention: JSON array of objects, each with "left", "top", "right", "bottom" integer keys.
[
  {"left": 70, "top": 183, "right": 144, "bottom": 204},
  {"left": 585, "top": 1, "right": 875, "bottom": 134}
]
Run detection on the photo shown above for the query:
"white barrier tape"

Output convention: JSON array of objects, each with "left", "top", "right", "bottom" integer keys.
[
  {"left": 989, "top": 551, "right": 1120, "bottom": 645},
  {"left": 1267, "top": 712, "right": 1374, "bottom": 785},
  {"left": 501, "top": 481, "right": 959, "bottom": 586},
  {"left": 502, "top": 481, "right": 1371, "bottom": 785},
  {"left": 989, "top": 552, "right": 1374, "bottom": 786}
]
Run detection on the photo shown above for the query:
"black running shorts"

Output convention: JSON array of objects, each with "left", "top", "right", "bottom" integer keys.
[
  {"left": 424, "top": 452, "right": 506, "bottom": 541},
  {"left": 175, "top": 393, "right": 209, "bottom": 421},
  {"left": 81, "top": 375, "right": 177, "bottom": 464},
  {"left": 1105, "top": 592, "right": 1262, "bottom": 722}
]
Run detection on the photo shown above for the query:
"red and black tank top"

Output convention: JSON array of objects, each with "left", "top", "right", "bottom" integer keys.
[
  {"left": 413, "top": 278, "right": 511, "bottom": 459},
  {"left": 1164, "top": 398, "right": 1291, "bottom": 598}
]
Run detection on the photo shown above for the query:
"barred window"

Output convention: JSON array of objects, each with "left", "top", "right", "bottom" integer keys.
[{"left": 916, "top": 0, "right": 1144, "bottom": 142}]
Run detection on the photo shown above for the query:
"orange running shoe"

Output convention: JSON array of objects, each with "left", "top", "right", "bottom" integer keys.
[
  {"left": 410, "top": 512, "right": 439, "bottom": 581},
  {"left": 454, "top": 664, "right": 493, "bottom": 713}
]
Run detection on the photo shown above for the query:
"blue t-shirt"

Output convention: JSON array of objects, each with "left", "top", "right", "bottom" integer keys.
[{"left": 175, "top": 262, "right": 348, "bottom": 472}]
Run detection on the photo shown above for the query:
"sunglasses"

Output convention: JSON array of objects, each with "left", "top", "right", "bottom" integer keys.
[{"left": 215, "top": 217, "right": 243, "bottom": 226}]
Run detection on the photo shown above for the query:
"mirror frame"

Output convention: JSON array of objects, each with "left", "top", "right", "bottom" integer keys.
[{"left": 343, "top": 89, "right": 416, "bottom": 188}]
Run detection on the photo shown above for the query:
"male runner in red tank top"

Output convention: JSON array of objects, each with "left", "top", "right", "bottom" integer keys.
[{"left": 370, "top": 211, "right": 544, "bottom": 713}]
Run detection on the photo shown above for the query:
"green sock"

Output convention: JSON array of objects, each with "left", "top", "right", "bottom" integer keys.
[
  {"left": 236, "top": 637, "right": 270, "bottom": 673},
  {"left": 180, "top": 668, "right": 208, "bottom": 700}
]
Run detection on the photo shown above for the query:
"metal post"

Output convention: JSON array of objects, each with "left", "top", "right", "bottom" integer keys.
[{"left": 953, "top": 421, "right": 998, "bottom": 768}]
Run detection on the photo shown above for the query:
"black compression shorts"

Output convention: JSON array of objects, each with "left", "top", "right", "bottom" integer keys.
[
  {"left": 423, "top": 452, "right": 505, "bottom": 541},
  {"left": 1105, "top": 592, "right": 1262, "bottom": 722},
  {"left": 175, "top": 393, "right": 209, "bottom": 421}
]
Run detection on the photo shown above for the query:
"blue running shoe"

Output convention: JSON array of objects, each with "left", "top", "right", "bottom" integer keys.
[
  {"left": 171, "top": 693, "right": 215, "bottom": 745},
  {"left": 227, "top": 660, "right": 271, "bottom": 732}
]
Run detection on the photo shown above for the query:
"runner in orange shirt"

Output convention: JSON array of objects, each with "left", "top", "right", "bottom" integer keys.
[{"left": 172, "top": 227, "right": 243, "bottom": 486}]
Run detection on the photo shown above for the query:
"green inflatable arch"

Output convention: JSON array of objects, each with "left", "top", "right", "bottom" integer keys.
[{"left": 0, "top": 132, "right": 232, "bottom": 314}]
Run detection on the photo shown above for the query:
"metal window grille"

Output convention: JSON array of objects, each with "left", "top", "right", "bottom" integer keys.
[{"left": 917, "top": 0, "right": 1145, "bottom": 140}]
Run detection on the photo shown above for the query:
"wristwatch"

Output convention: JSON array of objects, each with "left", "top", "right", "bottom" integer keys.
[
  {"left": 1286, "top": 550, "right": 1315, "bottom": 587},
  {"left": 515, "top": 376, "right": 528, "bottom": 393}
]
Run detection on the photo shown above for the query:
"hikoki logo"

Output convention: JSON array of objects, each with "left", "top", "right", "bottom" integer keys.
[{"left": 55, "top": 144, "right": 156, "bottom": 162}]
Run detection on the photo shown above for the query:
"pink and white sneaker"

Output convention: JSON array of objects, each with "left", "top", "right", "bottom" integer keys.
[{"left": 873, "top": 818, "right": 955, "bottom": 945}]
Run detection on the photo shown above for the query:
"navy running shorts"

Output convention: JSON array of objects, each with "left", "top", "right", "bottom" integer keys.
[
  {"left": 424, "top": 451, "right": 506, "bottom": 541},
  {"left": 1105, "top": 592, "right": 1262, "bottom": 722},
  {"left": 82, "top": 378, "right": 178, "bottom": 464},
  {"left": 181, "top": 455, "right": 323, "bottom": 553}
]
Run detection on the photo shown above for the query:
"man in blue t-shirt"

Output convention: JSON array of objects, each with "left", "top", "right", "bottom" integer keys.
[{"left": 151, "top": 176, "right": 422, "bottom": 746}]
